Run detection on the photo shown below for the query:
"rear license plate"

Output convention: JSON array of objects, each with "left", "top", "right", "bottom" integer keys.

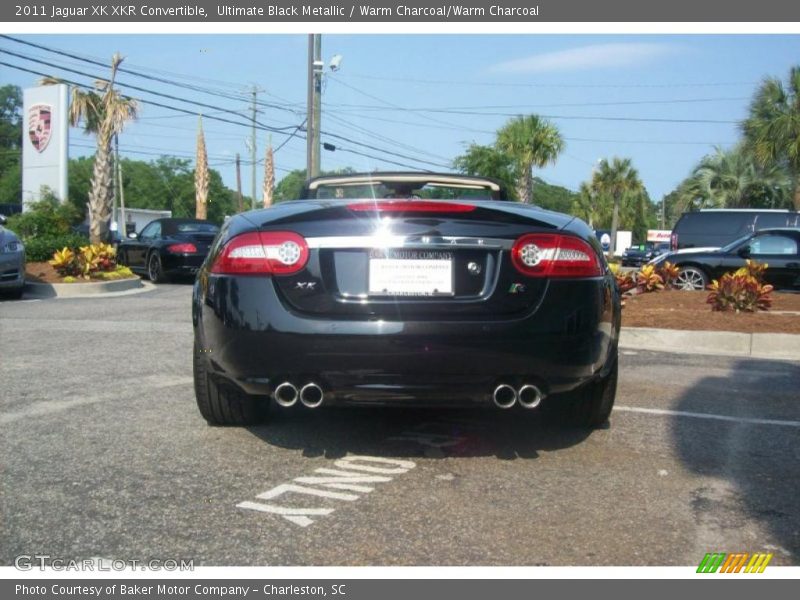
[{"left": 368, "top": 258, "right": 453, "bottom": 296}]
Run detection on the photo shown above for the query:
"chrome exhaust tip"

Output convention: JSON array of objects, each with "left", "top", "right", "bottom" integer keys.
[
  {"left": 299, "top": 383, "right": 324, "bottom": 408},
  {"left": 492, "top": 384, "right": 517, "bottom": 409},
  {"left": 518, "top": 384, "right": 543, "bottom": 409},
  {"left": 273, "top": 382, "right": 299, "bottom": 408}
]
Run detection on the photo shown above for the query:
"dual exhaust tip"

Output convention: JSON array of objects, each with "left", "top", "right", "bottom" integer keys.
[
  {"left": 276, "top": 381, "right": 542, "bottom": 410},
  {"left": 493, "top": 384, "right": 543, "bottom": 410},
  {"left": 274, "top": 382, "right": 324, "bottom": 409}
]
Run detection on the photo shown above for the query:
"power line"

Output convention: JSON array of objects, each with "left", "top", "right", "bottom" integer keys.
[
  {"left": 341, "top": 71, "right": 758, "bottom": 89},
  {"left": 0, "top": 35, "right": 303, "bottom": 116},
  {"left": 0, "top": 47, "right": 301, "bottom": 134},
  {"left": 2, "top": 60, "right": 450, "bottom": 173}
]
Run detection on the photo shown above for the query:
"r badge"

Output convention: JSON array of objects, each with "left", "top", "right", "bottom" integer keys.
[{"left": 508, "top": 283, "right": 526, "bottom": 294}]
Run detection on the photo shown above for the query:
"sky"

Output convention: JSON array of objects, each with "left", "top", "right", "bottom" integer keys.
[{"left": 2, "top": 34, "right": 798, "bottom": 203}]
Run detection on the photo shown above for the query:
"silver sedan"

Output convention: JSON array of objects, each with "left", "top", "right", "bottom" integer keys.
[{"left": 0, "top": 215, "right": 25, "bottom": 299}]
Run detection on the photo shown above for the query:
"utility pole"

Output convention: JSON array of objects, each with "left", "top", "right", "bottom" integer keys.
[
  {"left": 306, "top": 34, "right": 323, "bottom": 178},
  {"left": 235, "top": 153, "right": 244, "bottom": 213},
  {"left": 250, "top": 86, "right": 258, "bottom": 210}
]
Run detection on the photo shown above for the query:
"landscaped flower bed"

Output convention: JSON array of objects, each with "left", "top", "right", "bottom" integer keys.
[
  {"left": 25, "top": 243, "right": 137, "bottom": 284},
  {"left": 622, "top": 290, "right": 800, "bottom": 334}
]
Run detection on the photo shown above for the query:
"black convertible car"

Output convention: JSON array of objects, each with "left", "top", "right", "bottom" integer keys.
[
  {"left": 651, "top": 227, "right": 800, "bottom": 290},
  {"left": 192, "top": 173, "right": 621, "bottom": 429},
  {"left": 118, "top": 218, "right": 219, "bottom": 282}
]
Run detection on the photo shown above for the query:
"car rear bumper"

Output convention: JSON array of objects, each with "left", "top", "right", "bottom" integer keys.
[
  {"left": 194, "top": 274, "right": 620, "bottom": 405},
  {"left": 161, "top": 253, "right": 205, "bottom": 276}
]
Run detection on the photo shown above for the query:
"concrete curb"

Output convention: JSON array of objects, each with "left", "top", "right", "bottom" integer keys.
[
  {"left": 620, "top": 327, "right": 800, "bottom": 361},
  {"left": 24, "top": 277, "right": 148, "bottom": 299}
]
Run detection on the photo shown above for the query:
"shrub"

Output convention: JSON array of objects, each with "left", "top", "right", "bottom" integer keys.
[
  {"left": 707, "top": 273, "right": 773, "bottom": 312},
  {"left": 92, "top": 266, "right": 134, "bottom": 280},
  {"left": 615, "top": 271, "right": 636, "bottom": 293},
  {"left": 49, "top": 247, "right": 80, "bottom": 277},
  {"left": 48, "top": 243, "right": 120, "bottom": 280},
  {"left": 25, "top": 233, "right": 90, "bottom": 262},
  {"left": 734, "top": 259, "right": 768, "bottom": 283},
  {"left": 656, "top": 261, "right": 680, "bottom": 288},
  {"left": 5, "top": 197, "right": 81, "bottom": 240},
  {"left": 636, "top": 264, "right": 665, "bottom": 293}
]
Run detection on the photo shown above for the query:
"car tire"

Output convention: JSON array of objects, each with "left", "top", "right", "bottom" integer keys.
[
  {"left": 116, "top": 248, "right": 126, "bottom": 266},
  {"left": 147, "top": 251, "right": 169, "bottom": 283},
  {"left": 570, "top": 354, "right": 618, "bottom": 428},
  {"left": 676, "top": 266, "right": 708, "bottom": 291},
  {"left": 544, "top": 350, "right": 618, "bottom": 429},
  {"left": 193, "top": 342, "right": 268, "bottom": 426},
  {"left": 3, "top": 287, "right": 24, "bottom": 300}
]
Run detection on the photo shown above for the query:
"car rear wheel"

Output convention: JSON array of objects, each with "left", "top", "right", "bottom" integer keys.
[
  {"left": 193, "top": 342, "right": 268, "bottom": 426},
  {"left": 147, "top": 252, "right": 169, "bottom": 283},
  {"left": 545, "top": 351, "right": 618, "bottom": 429},
  {"left": 675, "top": 266, "right": 708, "bottom": 291},
  {"left": 570, "top": 354, "right": 618, "bottom": 428}
]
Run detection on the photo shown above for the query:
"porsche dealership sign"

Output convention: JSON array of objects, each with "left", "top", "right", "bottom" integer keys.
[{"left": 22, "top": 85, "right": 69, "bottom": 210}]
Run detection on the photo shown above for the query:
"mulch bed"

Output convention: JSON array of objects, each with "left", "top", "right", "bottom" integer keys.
[
  {"left": 622, "top": 289, "right": 800, "bottom": 334},
  {"left": 25, "top": 261, "right": 138, "bottom": 284}
]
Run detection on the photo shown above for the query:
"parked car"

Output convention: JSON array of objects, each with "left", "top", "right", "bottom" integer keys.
[
  {"left": 652, "top": 227, "right": 800, "bottom": 290},
  {"left": 621, "top": 242, "right": 670, "bottom": 267},
  {"left": 0, "top": 214, "right": 26, "bottom": 299},
  {"left": 117, "top": 218, "right": 220, "bottom": 283},
  {"left": 671, "top": 209, "right": 799, "bottom": 251},
  {"left": 192, "top": 172, "right": 621, "bottom": 429}
]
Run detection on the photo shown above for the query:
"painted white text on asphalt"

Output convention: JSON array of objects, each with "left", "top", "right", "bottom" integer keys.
[{"left": 237, "top": 455, "right": 416, "bottom": 527}]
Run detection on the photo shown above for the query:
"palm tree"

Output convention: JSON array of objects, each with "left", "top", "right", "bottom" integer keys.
[
  {"left": 694, "top": 147, "right": 790, "bottom": 208},
  {"left": 592, "top": 158, "right": 644, "bottom": 256},
  {"left": 262, "top": 137, "right": 274, "bottom": 208},
  {"left": 571, "top": 182, "right": 599, "bottom": 228},
  {"left": 674, "top": 146, "right": 790, "bottom": 211},
  {"left": 195, "top": 116, "right": 209, "bottom": 220},
  {"left": 742, "top": 66, "right": 800, "bottom": 210},
  {"left": 44, "top": 54, "right": 138, "bottom": 242},
  {"left": 496, "top": 115, "right": 564, "bottom": 204}
]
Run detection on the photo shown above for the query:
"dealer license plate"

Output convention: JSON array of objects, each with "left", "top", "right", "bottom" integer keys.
[{"left": 368, "top": 258, "right": 453, "bottom": 296}]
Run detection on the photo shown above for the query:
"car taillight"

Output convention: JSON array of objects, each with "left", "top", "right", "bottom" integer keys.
[
  {"left": 210, "top": 231, "right": 308, "bottom": 275},
  {"left": 511, "top": 234, "right": 602, "bottom": 278},
  {"left": 347, "top": 201, "right": 476, "bottom": 213},
  {"left": 167, "top": 243, "right": 197, "bottom": 254},
  {"left": 671, "top": 232, "right": 678, "bottom": 251}
]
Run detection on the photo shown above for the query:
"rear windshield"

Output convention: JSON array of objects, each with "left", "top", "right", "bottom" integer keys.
[
  {"left": 175, "top": 222, "right": 220, "bottom": 234},
  {"left": 313, "top": 182, "right": 496, "bottom": 201}
]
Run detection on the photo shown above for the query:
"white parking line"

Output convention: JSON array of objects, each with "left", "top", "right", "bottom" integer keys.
[{"left": 615, "top": 405, "right": 800, "bottom": 428}]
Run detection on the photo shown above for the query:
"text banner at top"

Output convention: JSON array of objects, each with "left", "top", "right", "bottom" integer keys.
[{"left": 3, "top": 1, "right": 800, "bottom": 22}]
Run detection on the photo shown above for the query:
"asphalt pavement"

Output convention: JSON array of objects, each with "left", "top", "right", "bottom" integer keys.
[{"left": 1, "top": 285, "right": 798, "bottom": 566}]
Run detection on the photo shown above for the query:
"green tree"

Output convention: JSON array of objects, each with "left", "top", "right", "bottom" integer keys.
[
  {"left": 44, "top": 53, "right": 138, "bottom": 242},
  {"left": 742, "top": 65, "right": 800, "bottom": 210},
  {"left": 496, "top": 115, "right": 565, "bottom": 204},
  {"left": 530, "top": 177, "right": 578, "bottom": 213},
  {"left": 453, "top": 143, "right": 518, "bottom": 199},
  {"left": 0, "top": 85, "right": 22, "bottom": 180},
  {"left": 591, "top": 158, "right": 645, "bottom": 255},
  {"left": 275, "top": 169, "right": 307, "bottom": 202}
]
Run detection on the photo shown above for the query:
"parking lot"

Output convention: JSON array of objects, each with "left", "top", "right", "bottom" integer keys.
[{"left": 1, "top": 284, "right": 798, "bottom": 566}]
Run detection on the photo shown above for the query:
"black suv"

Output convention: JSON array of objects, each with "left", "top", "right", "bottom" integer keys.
[{"left": 671, "top": 209, "right": 799, "bottom": 250}]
